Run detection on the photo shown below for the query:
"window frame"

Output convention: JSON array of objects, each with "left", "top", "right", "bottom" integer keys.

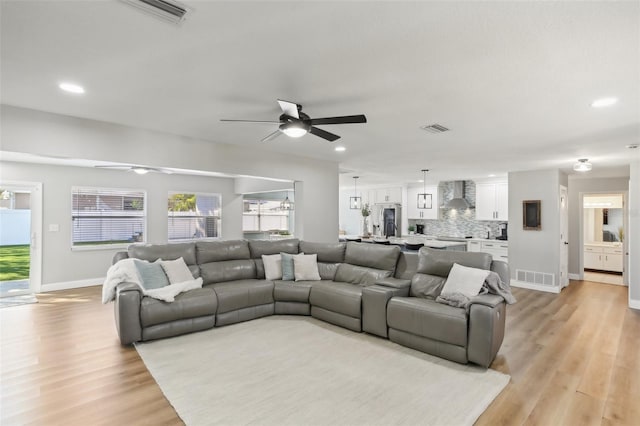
[
  {"left": 71, "top": 186, "right": 147, "bottom": 251},
  {"left": 167, "top": 191, "right": 222, "bottom": 242}
]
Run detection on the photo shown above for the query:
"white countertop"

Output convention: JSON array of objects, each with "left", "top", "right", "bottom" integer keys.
[{"left": 584, "top": 242, "right": 622, "bottom": 248}]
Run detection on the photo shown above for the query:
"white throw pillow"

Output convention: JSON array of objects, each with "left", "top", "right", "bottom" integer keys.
[
  {"left": 441, "top": 263, "right": 490, "bottom": 298},
  {"left": 293, "top": 254, "right": 321, "bottom": 281},
  {"left": 160, "top": 257, "right": 194, "bottom": 284},
  {"left": 262, "top": 254, "right": 283, "bottom": 281}
]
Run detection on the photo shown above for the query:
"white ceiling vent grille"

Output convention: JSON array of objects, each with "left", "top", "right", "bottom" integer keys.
[
  {"left": 121, "top": 0, "right": 191, "bottom": 24},
  {"left": 420, "top": 123, "right": 450, "bottom": 134}
]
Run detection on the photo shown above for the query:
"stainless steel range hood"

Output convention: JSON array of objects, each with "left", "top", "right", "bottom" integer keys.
[{"left": 444, "top": 181, "right": 472, "bottom": 210}]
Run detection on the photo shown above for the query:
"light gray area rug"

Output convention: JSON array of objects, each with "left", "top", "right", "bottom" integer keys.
[{"left": 135, "top": 317, "right": 509, "bottom": 426}]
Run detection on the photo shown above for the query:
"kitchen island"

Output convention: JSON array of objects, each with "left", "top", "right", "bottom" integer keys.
[{"left": 340, "top": 235, "right": 467, "bottom": 251}]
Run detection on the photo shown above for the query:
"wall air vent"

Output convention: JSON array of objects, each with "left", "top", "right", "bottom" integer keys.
[
  {"left": 516, "top": 269, "right": 555, "bottom": 287},
  {"left": 121, "top": 0, "right": 191, "bottom": 24},
  {"left": 420, "top": 124, "right": 450, "bottom": 134}
]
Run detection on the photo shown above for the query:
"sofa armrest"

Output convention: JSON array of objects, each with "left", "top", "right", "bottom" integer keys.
[
  {"left": 374, "top": 277, "right": 411, "bottom": 290},
  {"left": 467, "top": 299, "right": 506, "bottom": 368},
  {"left": 114, "top": 282, "right": 143, "bottom": 345},
  {"left": 362, "top": 284, "right": 410, "bottom": 338},
  {"left": 469, "top": 294, "right": 505, "bottom": 309}
]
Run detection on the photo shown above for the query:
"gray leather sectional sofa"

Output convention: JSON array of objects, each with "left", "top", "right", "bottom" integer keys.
[{"left": 112, "top": 239, "right": 510, "bottom": 368}]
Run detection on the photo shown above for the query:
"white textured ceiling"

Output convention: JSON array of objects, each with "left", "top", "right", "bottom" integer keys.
[{"left": 1, "top": 1, "right": 638, "bottom": 187}]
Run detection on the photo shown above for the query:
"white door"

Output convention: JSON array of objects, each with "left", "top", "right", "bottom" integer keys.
[
  {"left": 0, "top": 181, "right": 42, "bottom": 296},
  {"left": 559, "top": 185, "right": 569, "bottom": 288}
]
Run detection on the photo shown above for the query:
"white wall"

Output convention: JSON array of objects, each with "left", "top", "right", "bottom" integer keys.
[
  {"left": 0, "top": 105, "right": 340, "bottom": 286},
  {"left": 567, "top": 177, "right": 629, "bottom": 276},
  {"left": 508, "top": 169, "right": 567, "bottom": 292}
]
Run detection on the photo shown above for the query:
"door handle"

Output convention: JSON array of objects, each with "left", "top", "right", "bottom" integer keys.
[{"left": 564, "top": 242, "right": 569, "bottom": 245}]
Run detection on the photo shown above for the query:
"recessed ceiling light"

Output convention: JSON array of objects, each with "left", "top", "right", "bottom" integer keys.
[
  {"left": 591, "top": 97, "right": 617, "bottom": 108},
  {"left": 488, "top": 174, "right": 496, "bottom": 177},
  {"left": 58, "top": 82, "right": 85, "bottom": 94},
  {"left": 418, "top": 179, "right": 424, "bottom": 183},
  {"left": 334, "top": 146, "right": 346, "bottom": 152}
]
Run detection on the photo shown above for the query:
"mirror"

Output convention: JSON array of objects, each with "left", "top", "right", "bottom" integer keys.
[{"left": 583, "top": 194, "right": 624, "bottom": 243}]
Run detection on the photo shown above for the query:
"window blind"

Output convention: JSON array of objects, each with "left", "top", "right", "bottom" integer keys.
[{"left": 72, "top": 187, "right": 146, "bottom": 246}]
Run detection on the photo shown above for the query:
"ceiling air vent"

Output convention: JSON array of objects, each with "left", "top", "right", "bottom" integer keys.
[
  {"left": 420, "top": 124, "right": 450, "bottom": 134},
  {"left": 121, "top": 0, "right": 191, "bottom": 24}
]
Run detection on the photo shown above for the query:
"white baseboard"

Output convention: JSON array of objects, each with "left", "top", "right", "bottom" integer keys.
[
  {"left": 629, "top": 299, "right": 640, "bottom": 310},
  {"left": 40, "top": 277, "right": 104, "bottom": 292},
  {"left": 568, "top": 273, "right": 581, "bottom": 280},
  {"left": 511, "top": 280, "right": 561, "bottom": 294}
]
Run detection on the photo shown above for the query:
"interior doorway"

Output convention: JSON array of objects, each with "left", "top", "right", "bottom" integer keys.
[
  {"left": 0, "top": 181, "right": 42, "bottom": 297},
  {"left": 582, "top": 192, "right": 626, "bottom": 286}
]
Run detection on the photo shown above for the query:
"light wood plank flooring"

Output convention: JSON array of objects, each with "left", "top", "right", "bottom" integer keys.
[{"left": 1, "top": 281, "right": 638, "bottom": 425}]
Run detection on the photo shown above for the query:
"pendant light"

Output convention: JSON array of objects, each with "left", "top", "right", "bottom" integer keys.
[
  {"left": 417, "top": 169, "right": 432, "bottom": 209},
  {"left": 280, "top": 190, "right": 294, "bottom": 211},
  {"left": 350, "top": 176, "right": 362, "bottom": 209}
]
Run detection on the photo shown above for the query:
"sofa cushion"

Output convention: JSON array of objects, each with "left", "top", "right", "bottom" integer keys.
[
  {"left": 410, "top": 273, "right": 447, "bottom": 299},
  {"left": 129, "top": 242, "right": 196, "bottom": 265},
  {"left": 299, "top": 241, "right": 346, "bottom": 263},
  {"left": 262, "top": 254, "right": 283, "bottom": 280},
  {"left": 160, "top": 257, "right": 194, "bottom": 284},
  {"left": 387, "top": 297, "right": 468, "bottom": 347},
  {"left": 417, "top": 247, "right": 492, "bottom": 277},
  {"left": 197, "top": 240, "right": 250, "bottom": 264},
  {"left": 281, "top": 252, "right": 304, "bottom": 281},
  {"left": 309, "top": 281, "right": 363, "bottom": 318},
  {"left": 249, "top": 239, "right": 299, "bottom": 258},
  {"left": 273, "top": 280, "right": 312, "bottom": 303},
  {"left": 134, "top": 260, "right": 169, "bottom": 290},
  {"left": 318, "top": 262, "right": 340, "bottom": 280},
  {"left": 209, "top": 279, "right": 274, "bottom": 314},
  {"left": 441, "top": 263, "right": 490, "bottom": 298},
  {"left": 344, "top": 242, "right": 400, "bottom": 272},
  {"left": 334, "top": 263, "right": 392, "bottom": 286},
  {"left": 140, "top": 287, "right": 217, "bottom": 327},
  {"left": 200, "top": 260, "right": 256, "bottom": 285},
  {"left": 294, "top": 254, "right": 321, "bottom": 281}
]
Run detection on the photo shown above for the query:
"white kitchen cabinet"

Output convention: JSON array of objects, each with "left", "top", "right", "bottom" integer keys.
[
  {"left": 585, "top": 245, "right": 623, "bottom": 272},
  {"left": 407, "top": 185, "right": 438, "bottom": 219},
  {"left": 376, "top": 187, "right": 402, "bottom": 204},
  {"left": 476, "top": 182, "right": 508, "bottom": 221},
  {"left": 467, "top": 241, "right": 481, "bottom": 252},
  {"left": 481, "top": 241, "right": 508, "bottom": 262}
]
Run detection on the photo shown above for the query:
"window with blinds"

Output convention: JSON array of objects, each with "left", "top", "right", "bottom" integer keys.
[
  {"left": 168, "top": 192, "right": 221, "bottom": 241},
  {"left": 71, "top": 187, "right": 146, "bottom": 247}
]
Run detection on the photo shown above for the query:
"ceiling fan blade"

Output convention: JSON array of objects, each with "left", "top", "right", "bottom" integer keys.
[
  {"left": 94, "top": 165, "right": 133, "bottom": 170},
  {"left": 220, "top": 119, "right": 280, "bottom": 123},
  {"left": 277, "top": 99, "right": 300, "bottom": 119},
  {"left": 261, "top": 129, "right": 283, "bottom": 143},
  {"left": 310, "top": 115, "right": 367, "bottom": 125},
  {"left": 309, "top": 126, "right": 340, "bottom": 142}
]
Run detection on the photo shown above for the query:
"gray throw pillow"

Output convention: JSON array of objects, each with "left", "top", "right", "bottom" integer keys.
[
  {"left": 134, "top": 259, "right": 170, "bottom": 290},
  {"left": 280, "top": 252, "right": 303, "bottom": 281}
]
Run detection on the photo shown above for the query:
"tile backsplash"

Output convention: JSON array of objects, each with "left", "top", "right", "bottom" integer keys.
[{"left": 408, "top": 180, "right": 506, "bottom": 238}]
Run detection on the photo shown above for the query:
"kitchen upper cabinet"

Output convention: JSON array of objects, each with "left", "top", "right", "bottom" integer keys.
[
  {"left": 476, "top": 182, "right": 508, "bottom": 221},
  {"left": 407, "top": 185, "right": 438, "bottom": 219},
  {"left": 376, "top": 187, "right": 402, "bottom": 204}
]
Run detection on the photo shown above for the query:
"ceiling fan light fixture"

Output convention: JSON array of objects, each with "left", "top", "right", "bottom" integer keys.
[
  {"left": 573, "top": 159, "right": 592, "bottom": 172},
  {"left": 280, "top": 122, "right": 308, "bottom": 138}
]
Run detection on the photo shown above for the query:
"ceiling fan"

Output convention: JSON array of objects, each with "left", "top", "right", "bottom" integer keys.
[
  {"left": 220, "top": 99, "right": 367, "bottom": 142},
  {"left": 94, "top": 165, "right": 173, "bottom": 175}
]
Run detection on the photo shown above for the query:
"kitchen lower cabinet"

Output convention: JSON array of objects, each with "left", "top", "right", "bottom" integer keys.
[
  {"left": 481, "top": 241, "right": 508, "bottom": 262},
  {"left": 584, "top": 245, "right": 623, "bottom": 272}
]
